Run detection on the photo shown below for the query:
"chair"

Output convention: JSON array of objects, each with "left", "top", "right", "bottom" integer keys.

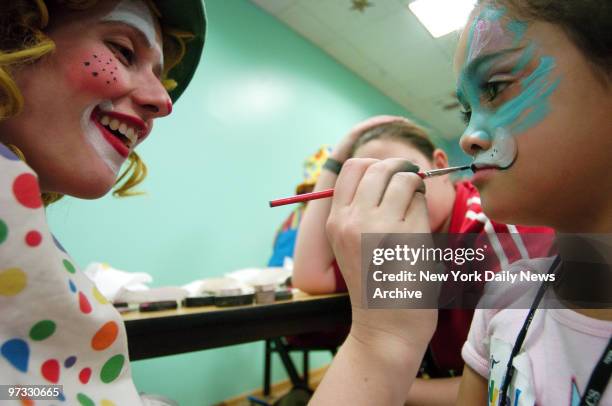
[{"left": 263, "top": 337, "right": 338, "bottom": 395}]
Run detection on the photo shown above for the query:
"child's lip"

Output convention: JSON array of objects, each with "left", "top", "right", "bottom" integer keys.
[
  {"left": 470, "top": 167, "right": 497, "bottom": 184},
  {"left": 472, "top": 164, "right": 500, "bottom": 172}
]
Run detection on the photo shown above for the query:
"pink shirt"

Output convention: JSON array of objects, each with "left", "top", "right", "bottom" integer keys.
[{"left": 463, "top": 257, "right": 612, "bottom": 406}]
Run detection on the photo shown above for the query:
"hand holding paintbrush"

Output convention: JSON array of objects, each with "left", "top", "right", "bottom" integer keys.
[{"left": 269, "top": 164, "right": 472, "bottom": 207}]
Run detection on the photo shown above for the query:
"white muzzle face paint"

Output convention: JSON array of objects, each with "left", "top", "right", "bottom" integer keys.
[{"left": 472, "top": 127, "right": 518, "bottom": 169}]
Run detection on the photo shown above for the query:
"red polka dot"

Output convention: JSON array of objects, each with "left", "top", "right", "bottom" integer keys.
[
  {"left": 79, "top": 367, "right": 92, "bottom": 384},
  {"left": 25, "top": 231, "right": 42, "bottom": 247},
  {"left": 41, "top": 359, "right": 60, "bottom": 383},
  {"left": 13, "top": 174, "right": 42, "bottom": 209},
  {"left": 79, "top": 292, "right": 92, "bottom": 314}
]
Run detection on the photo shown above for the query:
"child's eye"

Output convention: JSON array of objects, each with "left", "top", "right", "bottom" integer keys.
[
  {"left": 106, "top": 41, "right": 135, "bottom": 66},
  {"left": 483, "top": 79, "right": 511, "bottom": 102},
  {"left": 460, "top": 108, "right": 472, "bottom": 125}
]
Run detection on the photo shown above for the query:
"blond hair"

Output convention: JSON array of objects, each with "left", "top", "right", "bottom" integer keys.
[
  {"left": 0, "top": 0, "right": 193, "bottom": 205},
  {"left": 351, "top": 119, "right": 437, "bottom": 161}
]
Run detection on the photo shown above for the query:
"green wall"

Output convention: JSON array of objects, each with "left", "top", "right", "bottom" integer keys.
[{"left": 47, "top": 0, "right": 455, "bottom": 404}]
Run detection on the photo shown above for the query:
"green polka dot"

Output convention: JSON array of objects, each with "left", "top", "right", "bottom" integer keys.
[
  {"left": 29, "top": 320, "right": 56, "bottom": 341},
  {"left": 63, "top": 259, "right": 76, "bottom": 274},
  {"left": 100, "top": 354, "right": 125, "bottom": 383},
  {"left": 77, "top": 393, "right": 95, "bottom": 406},
  {"left": 0, "top": 219, "right": 7, "bottom": 244}
]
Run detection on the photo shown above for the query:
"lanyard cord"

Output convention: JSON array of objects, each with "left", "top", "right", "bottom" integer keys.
[
  {"left": 498, "top": 256, "right": 612, "bottom": 406},
  {"left": 498, "top": 256, "right": 561, "bottom": 406},
  {"left": 579, "top": 337, "right": 612, "bottom": 406}
]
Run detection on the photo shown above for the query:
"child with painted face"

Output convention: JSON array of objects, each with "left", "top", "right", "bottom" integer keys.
[
  {"left": 310, "top": 1, "right": 612, "bottom": 405},
  {"left": 0, "top": 0, "right": 205, "bottom": 404}
]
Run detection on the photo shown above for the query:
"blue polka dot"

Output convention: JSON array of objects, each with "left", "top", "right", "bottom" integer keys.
[
  {"left": 1, "top": 338, "right": 29, "bottom": 372},
  {"left": 64, "top": 355, "right": 77, "bottom": 368},
  {"left": 0, "top": 143, "right": 20, "bottom": 160},
  {"left": 68, "top": 280, "right": 76, "bottom": 293},
  {"left": 53, "top": 234, "right": 67, "bottom": 253}
]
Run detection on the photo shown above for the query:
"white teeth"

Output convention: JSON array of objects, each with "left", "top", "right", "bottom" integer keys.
[
  {"left": 98, "top": 114, "right": 141, "bottom": 147},
  {"left": 118, "top": 123, "right": 127, "bottom": 135},
  {"left": 126, "top": 128, "right": 137, "bottom": 145}
]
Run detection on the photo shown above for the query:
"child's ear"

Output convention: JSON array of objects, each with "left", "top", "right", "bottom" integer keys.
[{"left": 432, "top": 148, "right": 449, "bottom": 169}]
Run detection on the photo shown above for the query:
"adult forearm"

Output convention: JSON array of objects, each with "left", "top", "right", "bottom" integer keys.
[{"left": 310, "top": 331, "right": 427, "bottom": 406}]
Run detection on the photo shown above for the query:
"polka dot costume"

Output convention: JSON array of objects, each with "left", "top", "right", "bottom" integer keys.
[{"left": 0, "top": 143, "right": 142, "bottom": 405}]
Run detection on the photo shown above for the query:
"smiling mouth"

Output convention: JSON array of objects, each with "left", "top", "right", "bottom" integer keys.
[{"left": 90, "top": 107, "right": 142, "bottom": 157}]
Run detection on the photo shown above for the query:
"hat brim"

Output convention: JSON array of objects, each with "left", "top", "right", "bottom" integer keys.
[{"left": 155, "top": 0, "right": 207, "bottom": 102}]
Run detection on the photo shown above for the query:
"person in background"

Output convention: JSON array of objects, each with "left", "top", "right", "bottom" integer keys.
[
  {"left": 268, "top": 145, "right": 332, "bottom": 268},
  {"left": 295, "top": 115, "right": 553, "bottom": 405}
]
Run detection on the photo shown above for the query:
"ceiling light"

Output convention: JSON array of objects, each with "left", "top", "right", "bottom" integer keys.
[{"left": 409, "top": 0, "right": 475, "bottom": 38}]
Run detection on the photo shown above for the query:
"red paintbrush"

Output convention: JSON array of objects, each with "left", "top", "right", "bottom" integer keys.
[{"left": 269, "top": 165, "right": 472, "bottom": 207}]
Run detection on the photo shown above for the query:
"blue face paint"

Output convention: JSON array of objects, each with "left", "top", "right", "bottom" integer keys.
[
  {"left": 507, "top": 20, "right": 528, "bottom": 45},
  {"left": 457, "top": 5, "right": 561, "bottom": 169}
]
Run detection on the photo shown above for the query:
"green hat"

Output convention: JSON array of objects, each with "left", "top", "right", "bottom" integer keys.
[{"left": 154, "top": 0, "right": 207, "bottom": 102}]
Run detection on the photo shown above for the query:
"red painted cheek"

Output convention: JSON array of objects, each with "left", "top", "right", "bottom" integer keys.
[{"left": 65, "top": 48, "right": 127, "bottom": 99}]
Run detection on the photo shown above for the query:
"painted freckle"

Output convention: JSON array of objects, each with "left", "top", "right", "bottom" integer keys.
[
  {"left": 93, "top": 54, "right": 97, "bottom": 58},
  {"left": 84, "top": 62, "right": 90, "bottom": 66},
  {"left": 92, "top": 72, "right": 98, "bottom": 77}
]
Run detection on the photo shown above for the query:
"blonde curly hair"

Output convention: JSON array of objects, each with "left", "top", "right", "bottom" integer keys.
[{"left": 0, "top": 0, "right": 194, "bottom": 205}]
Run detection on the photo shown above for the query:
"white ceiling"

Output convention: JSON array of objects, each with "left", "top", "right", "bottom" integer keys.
[{"left": 250, "top": 0, "right": 468, "bottom": 140}]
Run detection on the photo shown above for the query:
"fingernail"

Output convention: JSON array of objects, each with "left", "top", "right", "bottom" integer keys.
[{"left": 402, "top": 163, "right": 420, "bottom": 173}]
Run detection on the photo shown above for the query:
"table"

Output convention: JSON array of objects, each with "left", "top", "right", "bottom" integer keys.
[{"left": 123, "top": 291, "right": 351, "bottom": 360}]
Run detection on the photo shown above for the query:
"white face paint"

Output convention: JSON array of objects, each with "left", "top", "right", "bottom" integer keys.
[
  {"left": 82, "top": 101, "right": 123, "bottom": 174},
  {"left": 472, "top": 127, "right": 517, "bottom": 169},
  {"left": 101, "top": 0, "right": 163, "bottom": 67}
]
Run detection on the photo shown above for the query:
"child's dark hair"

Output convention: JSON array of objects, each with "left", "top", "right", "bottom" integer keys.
[
  {"left": 483, "top": 0, "right": 612, "bottom": 81},
  {"left": 351, "top": 120, "right": 436, "bottom": 161}
]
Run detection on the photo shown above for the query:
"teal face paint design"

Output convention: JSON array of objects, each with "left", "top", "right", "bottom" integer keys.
[
  {"left": 507, "top": 20, "right": 528, "bottom": 45},
  {"left": 457, "top": 4, "right": 561, "bottom": 169}
]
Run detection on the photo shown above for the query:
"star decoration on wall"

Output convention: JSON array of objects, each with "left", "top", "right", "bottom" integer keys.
[{"left": 351, "top": 0, "right": 373, "bottom": 13}]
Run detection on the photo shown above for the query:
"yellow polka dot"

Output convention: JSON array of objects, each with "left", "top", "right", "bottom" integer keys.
[
  {"left": 92, "top": 286, "right": 109, "bottom": 304},
  {"left": 0, "top": 268, "right": 27, "bottom": 296},
  {"left": 100, "top": 400, "right": 116, "bottom": 406}
]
